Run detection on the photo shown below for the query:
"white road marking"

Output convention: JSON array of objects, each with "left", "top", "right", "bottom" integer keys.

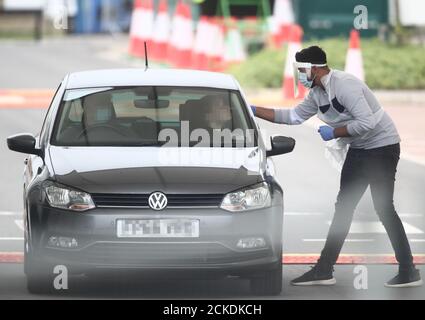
[
  {"left": 0, "top": 211, "right": 20, "bottom": 216},
  {"left": 14, "top": 220, "right": 24, "bottom": 231},
  {"left": 285, "top": 212, "right": 325, "bottom": 216},
  {"left": 0, "top": 237, "right": 24, "bottom": 241},
  {"left": 327, "top": 221, "right": 424, "bottom": 234},
  {"left": 284, "top": 212, "right": 424, "bottom": 218},
  {"left": 411, "top": 239, "right": 425, "bottom": 242},
  {"left": 303, "top": 239, "right": 375, "bottom": 242}
]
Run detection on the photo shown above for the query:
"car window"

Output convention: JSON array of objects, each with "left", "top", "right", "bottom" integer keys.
[{"left": 51, "top": 86, "right": 256, "bottom": 147}]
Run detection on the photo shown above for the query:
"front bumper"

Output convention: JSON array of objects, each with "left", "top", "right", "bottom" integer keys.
[{"left": 29, "top": 204, "right": 283, "bottom": 274}]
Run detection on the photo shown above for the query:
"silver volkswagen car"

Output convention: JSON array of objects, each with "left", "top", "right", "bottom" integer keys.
[{"left": 7, "top": 68, "right": 295, "bottom": 295}]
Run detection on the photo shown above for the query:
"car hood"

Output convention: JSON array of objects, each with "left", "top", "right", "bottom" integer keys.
[{"left": 48, "top": 146, "right": 265, "bottom": 194}]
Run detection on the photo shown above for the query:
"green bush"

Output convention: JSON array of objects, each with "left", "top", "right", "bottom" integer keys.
[{"left": 227, "top": 38, "right": 425, "bottom": 90}]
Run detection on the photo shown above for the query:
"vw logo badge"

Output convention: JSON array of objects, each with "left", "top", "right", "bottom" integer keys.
[{"left": 148, "top": 192, "right": 168, "bottom": 210}]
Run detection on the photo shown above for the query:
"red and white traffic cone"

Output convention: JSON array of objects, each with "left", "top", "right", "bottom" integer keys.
[
  {"left": 345, "top": 29, "right": 365, "bottom": 81},
  {"left": 151, "top": 0, "right": 170, "bottom": 62},
  {"left": 128, "top": 0, "right": 154, "bottom": 58},
  {"left": 270, "top": 0, "right": 295, "bottom": 48},
  {"left": 129, "top": 0, "right": 143, "bottom": 56},
  {"left": 223, "top": 18, "right": 247, "bottom": 68},
  {"left": 192, "top": 16, "right": 210, "bottom": 70},
  {"left": 209, "top": 17, "right": 226, "bottom": 71},
  {"left": 282, "top": 24, "right": 306, "bottom": 99},
  {"left": 202, "top": 17, "right": 218, "bottom": 71},
  {"left": 168, "top": 0, "right": 194, "bottom": 68}
]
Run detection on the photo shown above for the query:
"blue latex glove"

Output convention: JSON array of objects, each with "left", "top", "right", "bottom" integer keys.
[
  {"left": 318, "top": 125, "right": 335, "bottom": 141},
  {"left": 250, "top": 105, "right": 257, "bottom": 115}
]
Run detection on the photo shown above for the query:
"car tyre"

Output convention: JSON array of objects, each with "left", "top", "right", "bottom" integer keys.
[
  {"left": 25, "top": 242, "right": 53, "bottom": 294},
  {"left": 249, "top": 263, "right": 282, "bottom": 296},
  {"left": 26, "top": 272, "right": 53, "bottom": 294}
]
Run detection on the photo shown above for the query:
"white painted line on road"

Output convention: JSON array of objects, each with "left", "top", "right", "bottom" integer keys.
[
  {"left": 285, "top": 212, "right": 325, "bottom": 216},
  {"left": 303, "top": 239, "right": 375, "bottom": 242},
  {"left": 14, "top": 219, "right": 24, "bottom": 231},
  {"left": 0, "top": 237, "right": 24, "bottom": 241},
  {"left": 0, "top": 211, "right": 20, "bottom": 216},
  {"left": 283, "top": 212, "right": 423, "bottom": 218},
  {"left": 411, "top": 239, "right": 425, "bottom": 242},
  {"left": 327, "top": 221, "right": 424, "bottom": 234}
]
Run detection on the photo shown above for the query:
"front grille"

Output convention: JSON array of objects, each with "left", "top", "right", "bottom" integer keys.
[
  {"left": 92, "top": 193, "right": 224, "bottom": 208},
  {"left": 45, "top": 242, "right": 271, "bottom": 266}
]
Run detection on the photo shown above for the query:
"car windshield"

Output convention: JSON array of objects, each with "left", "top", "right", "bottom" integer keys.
[{"left": 51, "top": 86, "right": 256, "bottom": 147}]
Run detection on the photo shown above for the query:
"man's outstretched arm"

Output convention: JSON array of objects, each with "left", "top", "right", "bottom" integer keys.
[
  {"left": 251, "top": 92, "right": 318, "bottom": 125},
  {"left": 250, "top": 106, "right": 276, "bottom": 122}
]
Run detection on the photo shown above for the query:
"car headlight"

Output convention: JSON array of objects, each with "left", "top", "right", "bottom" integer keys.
[
  {"left": 43, "top": 183, "right": 95, "bottom": 212},
  {"left": 220, "top": 182, "right": 271, "bottom": 212}
]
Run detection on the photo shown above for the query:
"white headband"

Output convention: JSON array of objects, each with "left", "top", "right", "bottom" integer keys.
[{"left": 293, "top": 62, "right": 327, "bottom": 69}]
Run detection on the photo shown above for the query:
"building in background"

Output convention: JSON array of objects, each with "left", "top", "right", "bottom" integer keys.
[{"left": 292, "top": 0, "right": 389, "bottom": 39}]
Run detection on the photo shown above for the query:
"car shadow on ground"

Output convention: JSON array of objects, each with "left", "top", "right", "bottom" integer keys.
[{"left": 43, "top": 272, "right": 258, "bottom": 299}]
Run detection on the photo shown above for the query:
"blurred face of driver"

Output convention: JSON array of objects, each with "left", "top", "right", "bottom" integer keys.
[{"left": 205, "top": 96, "right": 231, "bottom": 128}]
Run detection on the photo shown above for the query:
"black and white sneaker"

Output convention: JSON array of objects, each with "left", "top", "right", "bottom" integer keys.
[
  {"left": 291, "top": 264, "right": 336, "bottom": 286},
  {"left": 385, "top": 268, "right": 423, "bottom": 288}
]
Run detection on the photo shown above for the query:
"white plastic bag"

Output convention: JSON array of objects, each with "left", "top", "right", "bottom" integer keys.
[{"left": 324, "top": 138, "right": 349, "bottom": 172}]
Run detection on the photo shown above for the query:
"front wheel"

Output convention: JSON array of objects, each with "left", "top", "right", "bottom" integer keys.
[
  {"left": 249, "top": 263, "right": 282, "bottom": 296},
  {"left": 26, "top": 272, "right": 53, "bottom": 294},
  {"left": 25, "top": 238, "right": 53, "bottom": 294},
  {"left": 25, "top": 255, "right": 54, "bottom": 294}
]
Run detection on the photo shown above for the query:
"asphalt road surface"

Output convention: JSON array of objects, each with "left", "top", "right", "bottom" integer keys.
[{"left": 0, "top": 36, "right": 424, "bottom": 299}]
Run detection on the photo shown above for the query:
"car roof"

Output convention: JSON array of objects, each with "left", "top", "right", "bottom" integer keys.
[{"left": 65, "top": 68, "right": 239, "bottom": 90}]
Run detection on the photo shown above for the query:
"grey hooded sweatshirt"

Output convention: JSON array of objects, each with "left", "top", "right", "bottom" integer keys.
[{"left": 274, "top": 69, "right": 400, "bottom": 149}]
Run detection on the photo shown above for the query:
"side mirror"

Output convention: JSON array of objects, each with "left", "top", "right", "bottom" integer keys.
[
  {"left": 7, "top": 133, "right": 42, "bottom": 157},
  {"left": 266, "top": 135, "right": 295, "bottom": 157}
]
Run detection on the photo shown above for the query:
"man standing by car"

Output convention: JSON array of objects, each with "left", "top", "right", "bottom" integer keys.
[{"left": 251, "top": 46, "right": 422, "bottom": 288}]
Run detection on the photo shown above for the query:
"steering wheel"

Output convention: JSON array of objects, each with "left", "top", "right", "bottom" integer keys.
[{"left": 77, "top": 124, "right": 129, "bottom": 140}]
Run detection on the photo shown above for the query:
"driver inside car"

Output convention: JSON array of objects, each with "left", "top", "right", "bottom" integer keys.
[
  {"left": 204, "top": 95, "right": 233, "bottom": 131},
  {"left": 59, "top": 92, "right": 133, "bottom": 144}
]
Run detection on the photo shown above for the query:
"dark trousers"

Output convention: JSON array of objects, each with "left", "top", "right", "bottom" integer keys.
[{"left": 319, "top": 142, "right": 414, "bottom": 270}]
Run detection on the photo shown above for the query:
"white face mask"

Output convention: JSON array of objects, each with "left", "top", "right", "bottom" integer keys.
[{"left": 298, "top": 72, "right": 315, "bottom": 88}]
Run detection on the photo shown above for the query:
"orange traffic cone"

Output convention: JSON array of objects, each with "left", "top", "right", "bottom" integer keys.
[
  {"left": 270, "top": 0, "right": 295, "bottom": 48},
  {"left": 151, "top": 0, "right": 170, "bottom": 62},
  {"left": 223, "top": 18, "right": 246, "bottom": 68},
  {"left": 192, "top": 16, "right": 210, "bottom": 70},
  {"left": 345, "top": 29, "right": 365, "bottom": 81},
  {"left": 282, "top": 24, "right": 306, "bottom": 99},
  {"left": 128, "top": 0, "right": 154, "bottom": 58},
  {"left": 168, "top": 0, "right": 194, "bottom": 68}
]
